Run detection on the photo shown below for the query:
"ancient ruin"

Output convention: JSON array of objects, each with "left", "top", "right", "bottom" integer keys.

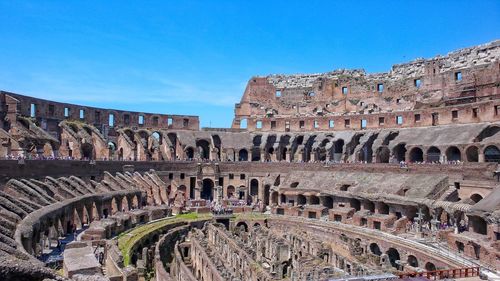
[{"left": 0, "top": 40, "right": 499, "bottom": 281}]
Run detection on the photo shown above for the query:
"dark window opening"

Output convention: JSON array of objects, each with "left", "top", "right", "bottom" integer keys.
[
  {"left": 299, "top": 120, "right": 305, "bottom": 129},
  {"left": 379, "top": 117, "right": 385, "bottom": 125},
  {"left": 48, "top": 104, "right": 55, "bottom": 117},
  {"left": 271, "top": 121, "right": 276, "bottom": 129},
  {"left": 452, "top": 110, "right": 458, "bottom": 119},
  {"left": 377, "top": 83, "right": 384, "bottom": 93},
  {"left": 180, "top": 173, "right": 185, "bottom": 179},
  {"left": 473, "top": 108, "right": 478, "bottom": 118},
  {"left": 240, "top": 174, "right": 245, "bottom": 180},
  {"left": 344, "top": 119, "right": 350, "bottom": 128},
  {"left": 414, "top": 114, "right": 421, "bottom": 122}
]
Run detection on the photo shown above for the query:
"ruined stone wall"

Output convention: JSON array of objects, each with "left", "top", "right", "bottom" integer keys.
[
  {"left": 233, "top": 40, "right": 500, "bottom": 132},
  {"left": 0, "top": 91, "right": 200, "bottom": 134}
]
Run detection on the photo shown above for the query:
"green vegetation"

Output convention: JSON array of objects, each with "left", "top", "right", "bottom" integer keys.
[
  {"left": 118, "top": 212, "right": 211, "bottom": 265},
  {"left": 232, "top": 212, "right": 270, "bottom": 221}
]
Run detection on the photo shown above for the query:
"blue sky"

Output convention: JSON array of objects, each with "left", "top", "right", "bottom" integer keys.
[{"left": 0, "top": 1, "right": 499, "bottom": 128}]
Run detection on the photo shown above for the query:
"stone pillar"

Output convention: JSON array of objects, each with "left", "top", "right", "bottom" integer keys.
[{"left": 478, "top": 152, "right": 485, "bottom": 163}]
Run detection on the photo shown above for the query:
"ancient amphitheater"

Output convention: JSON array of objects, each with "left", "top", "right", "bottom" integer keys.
[{"left": 0, "top": 41, "right": 499, "bottom": 281}]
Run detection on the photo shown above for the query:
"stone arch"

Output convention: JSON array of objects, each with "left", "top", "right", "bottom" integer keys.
[
  {"left": 271, "top": 191, "right": 279, "bottom": 205},
  {"left": 393, "top": 143, "right": 407, "bottom": 162},
  {"left": 446, "top": 146, "right": 461, "bottom": 161},
  {"left": 310, "top": 195, "right": 320, "bottom": 205},
  {"left": 407, "top": 255, "right": 419, "bottom": 268},
  {"left": 196, "top": 139, "right": 210, "bottom": 160},
  {"left": 297, "top": 194, "right": 306, "bottom": 205},
  {"left": 151, "top": 131, "right": 162, "bottom": 145},
  {"left": 280, "top": 194, "right": 286, "bottom": 204},
  {"left": 484, "top": 145, "right": 500, "bottom": 162},
  {"left": 369, "top": 243, "right": 382, "bottom": 256},
  {"left": 427, "top": 146, "right": 441, "bottom": 162},
  {"left": 185, "top": 147, "right": 195, "bottom": 160},
  {"left": 250, "top": 179, "right": 259, "bottom": 197},
  {"left": 227, "top": 185, "right": 235, "bottom": 198},
  {"left": 201, "top": 178, "right": 214, "bottom": 200},
  {"left": 236, "top": 221, "right": 248, "bottom": 232},
  {"left": 425, "top": 262, "right": 436, "bottom": 272},
  {"left": 376, "top": 147, "right": 390, "bottom": 163},
  {"left": 332, "top": 139, "right": 344, "bottom": 161},
  {"left": 238, "top": 149, "right": 249, "bottom": 161},
  {"left": 81, "top": 143, "right": 94, "bottom": 160},
  {"left": 378, "top": 202, "right": 389, "bottom": 214},
  {"left": 386, "top": 248, "right": 400, "bottom": 268},
  {"left": 470, "top": 193, "right": 483, "bottom": 204},
  {"left": 108, "top": 141, "right": 117, "bottom": 159},
  {"left": 469, "top": 216, "right": 487, "bottom": 235},
  {"left": 264, "top": 184, "right": 270, "bottom": 205},
  {"left": 409, "top": 147, "right": 423, "bottom": 162},
  {"left": 466, "top": 146, "right": 479, "bottom": 162},
  {"left": 322, "top": 196, "right": 334, "bottom": 208}
]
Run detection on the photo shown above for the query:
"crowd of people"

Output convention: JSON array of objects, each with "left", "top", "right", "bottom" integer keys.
[{"left": 0, "top": 153, "right": 466, "bottom": 166}]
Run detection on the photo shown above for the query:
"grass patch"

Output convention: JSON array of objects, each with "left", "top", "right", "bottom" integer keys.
[
  {"left": 118, "top": 213, "right": 211, "bottom": 265},
  {"left": 232, "top": 212, "right": 270, "bottom": 221}
]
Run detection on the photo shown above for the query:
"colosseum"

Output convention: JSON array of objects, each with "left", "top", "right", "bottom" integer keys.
[{"left": 0, "top": 41, "right": 499, "bottom": 281}]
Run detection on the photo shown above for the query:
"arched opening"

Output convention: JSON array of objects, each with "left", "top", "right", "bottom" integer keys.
[
  {"left": 425, "top": 262, "right": 436, "bottom": 272},
  {"left": 240, "top": 118, "right": 247, "bottom": 129},
  {"left": 393, "top": 144, "right": 407, "bottom": 162},
  {"left": 484, "top": 145, "right": 500, "bottom": 162},
  {"left": 378, "top": 202, "right": 389, "bottom": 215},
  {"left": 281, "top": 147, "right": 287, "bottom": 161},
  {"left": 252, "top": 135, "right": 262, "bottom": 161},
  {"left": 333, "top": 139, "right": 344, "bottom": 161},
  {"left": 407, "top": 255, "right": 419, "bottom": 268},
  {"left": 466, "top": 146, "right": 479, "bottom": 162},
  {"left": 264, "top": 184, "right": 270, "bottom": 205},
  {"left": 239, "top": 149, "right": 248, "bottom": 161},
  {"left": 227, "top": 185, "right": 235, "bottom": 198},
  {"left": 201, "top": 179, "right": 214, "bottom": 200},
  {"left": 250, "top": 179, "right": 259, "bottom": 197},
  {"left": 108, "top": 142, "right": 117, "bottom": 159},
  {"left": 386, "top": 248, "right": 400, "bottom": 268},
  {"left": 427, "top": 146, "right": 441, "bottom": 162},
  {"left": 236, "top": 221, "right": 248, "bottom": 232},
  {"left": 297, "top": 194, "right": 306, "bottom": 205},
  {"left": 369, "top": 243, "right": 382, "bottom": 256},
  {"left": 350, "top": 199, "right": 361, "bottom": 211},
  {"left": 409, "top": 147, "right": 423, "bottom": 162},
  {"left": 469, "top": 216, "right": 487, "bottom": 235},
  {"left": 151, "top": 131, "right": 162, "bottom": 145},
  {"left": 185, "top": 147, "right": 194, "bottom": 160},
  {"left": 470, "top": 194, "right": 483, "bottom": 204},
  {"left": 121, "top": 197, "right": 129, "bottom": 212},
  {"left": 271, "top": 191, "right": 279, "bottom": 205},
  {"left": 81, "top": 143, "right": 94, "bottom": 160},
  {"left": 196, "top": 140, "right": 210, "bottom": 160},
  {"left": 280, "top": 194, "right": 286, "bottom": 204},
  {"left": 446, "top": 146, "right": 461, "bottom": 161},
  {"left": 364, "top": 201, "right": 375, "bottom": 212},
  {"left": 376, "top": 147, "right": 390, "bottom": 163},
  {"left": 322, "top": 196, "right": 334, "bottom": 208},
  {"left": 310, "top": 195, "right": 320, "bottom": 205}
]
